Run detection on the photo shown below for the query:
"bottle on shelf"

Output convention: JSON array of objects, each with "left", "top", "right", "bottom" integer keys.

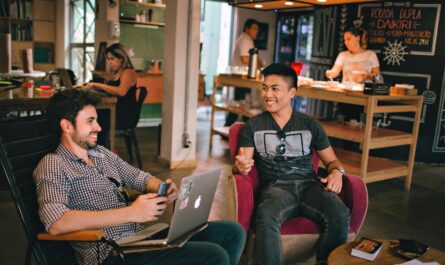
[{"left": 248, "top": 48, "right": 258, "bottom": 79}]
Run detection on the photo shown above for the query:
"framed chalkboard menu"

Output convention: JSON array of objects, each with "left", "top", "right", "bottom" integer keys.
[{"left": 358, "top": 2, "right": 441, "bottom": 58}]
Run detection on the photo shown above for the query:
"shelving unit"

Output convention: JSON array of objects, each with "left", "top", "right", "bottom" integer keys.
[
  {"left": 119, "top": 0, "right": 165, "bottom": 28},
  {"left": 210, "top": 74, "right": 262, "bottom": 148},
  {"left": 212, "top": 75, "right": 423, "bottom": 191},
  {"left": 296, "top": 85, "right": 423, "bottom": 190},
  {"left": 0, "top": 0, "right": 56, "bottom": 72},
  {"left": 119, "top": 19, "right": 165, "bottom": 27}
]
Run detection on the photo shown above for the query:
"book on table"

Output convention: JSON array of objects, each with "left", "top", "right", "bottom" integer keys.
[{"left": 351, "top": 237, "right": 383, "bottom": 261}]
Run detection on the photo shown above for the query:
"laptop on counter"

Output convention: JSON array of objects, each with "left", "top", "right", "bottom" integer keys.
[{"left": 116, "top": 169, "right": 221, "bottom": 247}]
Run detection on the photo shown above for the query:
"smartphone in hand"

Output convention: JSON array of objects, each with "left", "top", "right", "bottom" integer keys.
[{"left": 157, "top": 182, "right": 170, "bottom": 197}]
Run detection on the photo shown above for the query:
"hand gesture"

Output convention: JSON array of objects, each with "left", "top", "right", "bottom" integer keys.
[
  {"left": 234, "top": 148, "right": 254, "bottom": 175},
  {"left": 326, "top": 70, "right": 335, "bottom": 79},
  {"left": 319, "top": 170, "right": 343, "bottom": 193},
  {"left": 129, "top": 193, "right": 168, "bottom": 222},
  {"left": 164, "top": 179, "right": 178, "bottom": 204}
]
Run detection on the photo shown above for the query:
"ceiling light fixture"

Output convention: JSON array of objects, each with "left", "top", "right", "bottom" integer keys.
[
  {"left": 317, "top": 0, "right": 327, "bottom": 2},
  {"left": 254, "top": 4, "right": 263, "bottom": 8},
  {"left": 284, "top": 1, "right": 294, "bottom": 5}
]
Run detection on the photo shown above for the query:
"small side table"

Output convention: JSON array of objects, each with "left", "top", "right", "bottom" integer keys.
[{"left": 328, "top": 239, "right": 445, "bottom": 265}]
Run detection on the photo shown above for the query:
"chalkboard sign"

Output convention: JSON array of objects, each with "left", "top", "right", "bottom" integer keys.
[{"left": 358, "top": 2, "right": 440, "bottom": 58}]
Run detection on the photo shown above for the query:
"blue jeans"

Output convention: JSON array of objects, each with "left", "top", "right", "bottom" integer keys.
[
  {"left": 255, "top": 179, "right": 350, "bottom": 265},
  {"left": 104, "top": 221, "right": 245, "bottom": 265}
]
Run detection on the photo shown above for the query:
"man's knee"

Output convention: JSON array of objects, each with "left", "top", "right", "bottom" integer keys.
[
  {"left": 200, "top": 244, "right": 230, "bottom": 265},
  {"left": 325, "top": 201, "right": 350, "bottom": 229}
]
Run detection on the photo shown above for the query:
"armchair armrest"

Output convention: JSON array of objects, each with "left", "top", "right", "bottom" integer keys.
[
  {"left": 37, "top": 230, "right": 105, "bottom": 241},
  {"left": 339, "top": 174, "right": 368, "bottom": 234},
  {"left": 235, "top": 165, "right": 260, "bottom": 233},
  {"left": 235, "top": 174, "right": 255, "bottom": 233}
]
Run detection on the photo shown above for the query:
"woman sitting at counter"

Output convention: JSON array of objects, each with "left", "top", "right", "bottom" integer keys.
[
  {"left": 326, "top": 27, "right": 380, "bottom": 84},
  {"left": 80, "top": 43, "right": 138, "bottom": 147}
]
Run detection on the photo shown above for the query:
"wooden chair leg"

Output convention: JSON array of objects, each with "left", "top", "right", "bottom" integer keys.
[
  {"left": 123, "top": 133, "right": 133, "bottom": 164},
  {"left": 130, "top": 129, "right": 143, "bottom": 169}
]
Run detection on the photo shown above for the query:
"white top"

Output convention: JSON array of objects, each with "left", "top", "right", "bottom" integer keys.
[
  {"left": 334, "top": 50, "right": 379, "bottom": 83},
  {"left": 231, "top": 32, "right": 254, "bottom": 67}
]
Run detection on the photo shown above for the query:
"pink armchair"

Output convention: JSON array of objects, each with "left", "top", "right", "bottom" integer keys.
[{"left": 229, "top": 123, "right": 368, "bottom": 264}]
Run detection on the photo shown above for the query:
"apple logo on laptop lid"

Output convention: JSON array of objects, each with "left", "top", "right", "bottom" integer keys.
[{"left": 194, "top": 195, "right": 201, "bottom": 209}]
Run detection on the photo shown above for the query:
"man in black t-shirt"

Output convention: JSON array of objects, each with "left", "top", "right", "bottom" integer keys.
[{"left": 234, "top": 64, "right": 350, "bottom": 265}]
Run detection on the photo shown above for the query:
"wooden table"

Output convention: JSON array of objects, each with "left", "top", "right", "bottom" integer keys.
[
  {"left": 328, "top": 239, "right": 445, "bottom": 265},
  {"left": 0, "top": 87, "right": 117, "bottom": 151}
]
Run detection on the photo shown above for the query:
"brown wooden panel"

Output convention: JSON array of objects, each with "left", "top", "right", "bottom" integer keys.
[{"left": 137, "top": 74, "right": 163, "bottom": 104}]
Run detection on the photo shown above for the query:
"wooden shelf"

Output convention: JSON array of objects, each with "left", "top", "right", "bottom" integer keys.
[
  {"left": 215, "top": 74, "right": 263, "bottom": 91},
  {"left": 10, "top": 18, "right": 32, "bottom": 23},
  {"left": 120, "top": 19, "right": 165, "bottom": 27},
  {"left": 329, "top": 147, "right": 408, "bottom": 183},
  {"left": 212, "top": 127, "right": 230, "bottom": 138},
  {"left": 213, "top": 103, "right": 261, "bottom": 118},
  {"left": 321, "top": 120, "right": 413, "bottom": 148},
  {"left": 121, "top": 0, "right": 166, "bottom": 9},
  {"left": 2, "top": 0, "right": 57, "bottom": 69}
]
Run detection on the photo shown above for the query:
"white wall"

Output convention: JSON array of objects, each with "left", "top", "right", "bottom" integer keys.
[
  {"left": 233, "top": 7, "right": 277, "bottom": 66},
  {"left": 160, "top": 0, "right": 200, "bottom": 168}
]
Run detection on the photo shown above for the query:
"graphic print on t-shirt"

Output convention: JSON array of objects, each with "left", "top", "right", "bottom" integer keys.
[{"left": 254, "top": 130, "right": 312, "bottom": 158}]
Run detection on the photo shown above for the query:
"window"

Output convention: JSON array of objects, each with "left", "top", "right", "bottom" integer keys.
[{"left": 70, "top": 0, "right": 96, "bottom": 83}]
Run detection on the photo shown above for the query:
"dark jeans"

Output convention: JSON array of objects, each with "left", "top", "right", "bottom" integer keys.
[
  {"left": 104, "top": 221, "right": 245, "bottom": 265},
  {"left": 255, "top": 178, "right": 350, "bottom": 265}
]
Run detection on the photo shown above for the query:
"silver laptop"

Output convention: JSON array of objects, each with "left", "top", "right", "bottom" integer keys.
[{"left": 116, "top": 169, "right": 221, "bottom": 246}]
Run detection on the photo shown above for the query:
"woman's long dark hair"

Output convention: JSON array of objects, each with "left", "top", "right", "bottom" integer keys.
[
  {"left": 105, "top": 43, "right": 134, "bottom": 71},
  {"left": 344, "top": 27, "right": 367, "bottom": 49}
]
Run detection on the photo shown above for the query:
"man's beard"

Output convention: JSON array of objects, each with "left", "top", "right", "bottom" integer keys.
[{"left": 74, "top": 133, "right": 99, "bottom": 150}]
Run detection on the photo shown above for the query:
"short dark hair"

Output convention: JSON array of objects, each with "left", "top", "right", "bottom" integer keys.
[
  {"left": 243, "top": 18, "right": 259, "bottom": 31},
  {"left": 261, "top": 63, "right": 298, "bottom": 89},
  {"left": 46, "top": 89, "right": 100, "bottom": 137}
]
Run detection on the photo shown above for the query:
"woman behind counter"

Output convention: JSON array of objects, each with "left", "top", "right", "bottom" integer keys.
[
  {"left": 81, "top": 43, "right": 138, "bottom": 147},
  {"left": 326, "top": 27, "right": 380, "bottom": 83}
]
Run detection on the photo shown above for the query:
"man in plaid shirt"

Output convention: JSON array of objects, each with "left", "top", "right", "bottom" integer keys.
[{"left": 33, "top": 89, "right": 245, "bottom": 265}]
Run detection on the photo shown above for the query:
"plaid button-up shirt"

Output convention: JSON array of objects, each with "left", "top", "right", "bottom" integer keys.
[{"left": 33, "top": 144, "right": 153, "bottom": 265}]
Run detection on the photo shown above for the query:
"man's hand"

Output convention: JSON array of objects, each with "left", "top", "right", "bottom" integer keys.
[
  {"left": 129, "top": 193, "right": 168, "bottom": 222},
  {"left": 319, "top": 170, "right": 343, "bottom": 193},
  {"left": 234, "top": 148, "right": 255, "bottom": 175},
  {"left": 164, "top": 179, "right": 178, "bottom": 204}
]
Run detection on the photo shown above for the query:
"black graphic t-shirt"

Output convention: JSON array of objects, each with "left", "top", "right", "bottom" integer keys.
[{"left": 239, "top": 111, "right": 330, "bottom": 184}]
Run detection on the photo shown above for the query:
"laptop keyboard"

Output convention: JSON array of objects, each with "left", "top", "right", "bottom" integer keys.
[
  {"left": 116, "top": 222, "right": 169, "bottom": 244},
  {"left": 146, "top": 227, "right": 169, "bottom": 240}
]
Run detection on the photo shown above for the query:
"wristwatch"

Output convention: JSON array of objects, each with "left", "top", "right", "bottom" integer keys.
[{"left": 332, "top": 167, "right": 346, "bottom": 176}]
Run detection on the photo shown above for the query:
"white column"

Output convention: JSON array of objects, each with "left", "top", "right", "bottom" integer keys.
[{"left": 159, "top": 0, "right": 200, "bottom": 168}]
